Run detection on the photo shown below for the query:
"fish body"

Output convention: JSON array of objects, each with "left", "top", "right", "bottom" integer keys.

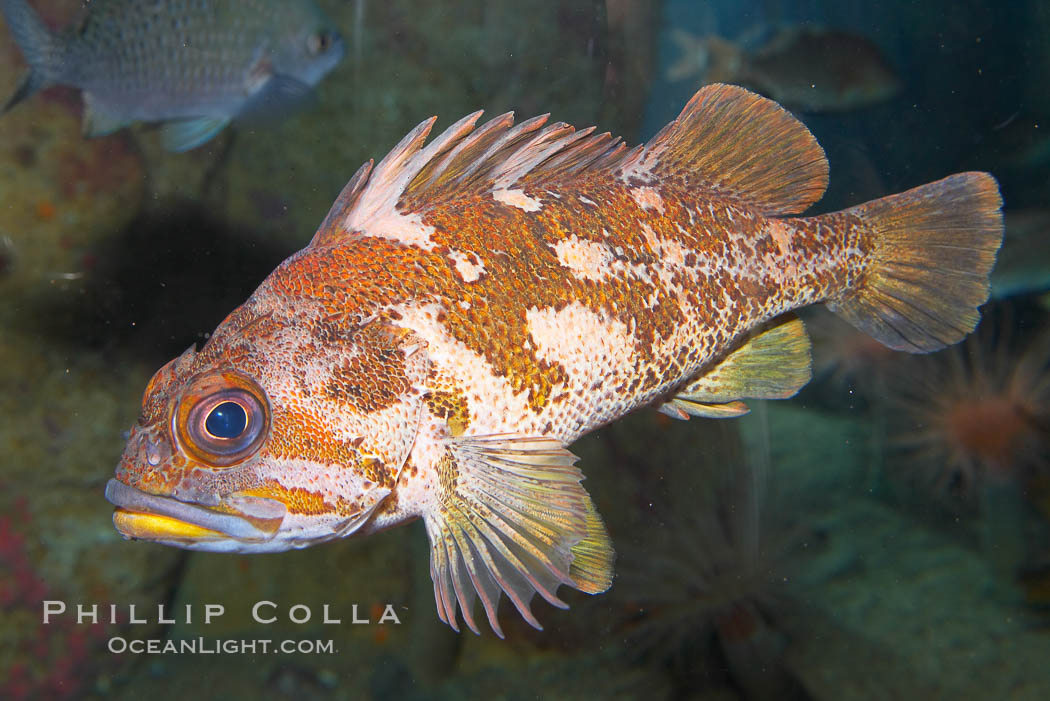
[
  {"left": 105, "top": 85, "right": 1002, "bottom": 635},
  {"left": 669, "top": 26, "right": 900, "bottom": 112},
  {"left": 0, "top": 0, "right": 345, "bottom": 150}
]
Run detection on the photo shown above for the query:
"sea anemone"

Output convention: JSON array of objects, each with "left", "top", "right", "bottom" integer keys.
[
  {"left": 886, "top": 312, "right": 1050, "bottom": 507},
  {"left": 608, "top": 418, "right": 808, "bottom": 699},
  {"left": 805, "top": 307, "right": 904, "bottom": 399}
]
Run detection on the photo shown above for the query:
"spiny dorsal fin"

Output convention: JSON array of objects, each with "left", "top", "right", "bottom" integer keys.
[
  {"left": 619, "top": 83, "right": 828, "bottom": 216},
  {"left": 311, "top": 83, "right": 824, "bottom": 247},
  {"left": 423, "top": 434, "right": 613, "bottom": 638},
  {"left": 310, "top": 158, "right": 374, "bottom": 245},
  {"left": 660, "top": 314, "right": 812, "bottom": 419},
  {"left": 309, "top": 107, "right": 629, "bottom": 246}
]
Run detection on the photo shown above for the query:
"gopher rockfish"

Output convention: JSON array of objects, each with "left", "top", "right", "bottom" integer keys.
[
  {"left": 105, "top": 84, "right": 1002, "bottom": 635},
  {"left": 0, "top": 0, "right": 344, "bottom": 151}
]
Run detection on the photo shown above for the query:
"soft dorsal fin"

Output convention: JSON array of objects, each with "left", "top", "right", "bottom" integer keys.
[
  {"left": 619, "top": 83, "right": 828, "bottom": 216},
  {"left": 310, "top": 83, "right": 826, "bottom": 247}
]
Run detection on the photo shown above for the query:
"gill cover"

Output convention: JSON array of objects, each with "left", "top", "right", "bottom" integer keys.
[{"left": 244, "top": 317, "right": 433, "bottom": 541}]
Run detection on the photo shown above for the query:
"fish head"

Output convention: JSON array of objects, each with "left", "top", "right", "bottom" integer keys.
[
  {"left": 270, "top": 1, "right": 347, "bottom": 87},
  {"left": 106, "top": 298, "right": 429, "bottom": 553}
]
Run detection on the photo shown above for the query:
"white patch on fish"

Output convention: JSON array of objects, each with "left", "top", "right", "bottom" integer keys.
[
  {"left": 766, "top": 218, "right": 798, "bottom": 278},
  {"left": 354, "top": 210, "right": 437, "bottom": 250},
  {"left": 525, "top": 302, "right": 639, "bottom": 430},
  {"left": 492, "top": 188, "right": 542, "bottom": 212},
  {"left": 390, "top": 302, "right": 533, "bottom": 434},
  {"left": 630, "top": 186, "right": 665, "bottom": 213},
  {"left": 448, "top": 249, "right": 485, "bottom": 282},
  {"left": 551, "top": 236, "right": 616, "bottom": 282}
]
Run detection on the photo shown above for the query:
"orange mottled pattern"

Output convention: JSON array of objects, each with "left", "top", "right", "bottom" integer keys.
[
  {"left": 260, "top": 175, "right": 866, "bottom": 421},
  {"left": 265, "top": 407, "right": 365, "bottom": 469},
  {"left": 114, "top": 164, "right": 869, "bottom": 525},
  {"left": 104, "top": 85, "right": 1000, "bottom": 636},
  {"left": 240, "top": 481, "right": 363, "bottom": 517}
]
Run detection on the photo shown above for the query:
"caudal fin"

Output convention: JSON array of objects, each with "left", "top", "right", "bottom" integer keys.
[
  {"left": 0, "top": 0, "right": 62, "bottom": 112},
  {"left": 827, "top": 172, "right": 1003, "bottom": 353}
]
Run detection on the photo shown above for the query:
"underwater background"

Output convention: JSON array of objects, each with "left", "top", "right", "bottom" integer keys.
[{"left": 1, "top": 0, "right": 1048, "bottom": 698}]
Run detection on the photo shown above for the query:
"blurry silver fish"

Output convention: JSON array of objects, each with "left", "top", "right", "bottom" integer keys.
[
  {"left": 669, "top": 26, "right": 900, "bottom": 113},
  {"left": 990, "top": 209, "right": 1050, "bottom": 299},
  {"left": 0, "top": 0, "right": 345, "bottom": 151}
]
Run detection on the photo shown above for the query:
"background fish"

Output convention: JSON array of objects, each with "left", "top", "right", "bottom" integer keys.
[
  {"left": 104, "top": 84, "right": 1002, "bottom": 636},
  {"left": 990, "top": 209, "right": 1050, "bottom": 299},
  {"left": 669, "top": 26, "right": 901, "bottom": 112},
  {"left": 0, "top": 0, "right": 345, "bottom": 151}
]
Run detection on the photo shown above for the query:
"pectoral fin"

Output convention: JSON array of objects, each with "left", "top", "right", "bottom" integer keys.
[
  {"left": 423, "top": 434, "right": 614, "bottom": 637},
  {"left": 161, "top": 116, "right": 231, "bottom": 152},
  {"left": 238, "top": 73, "right": 315, "bottom": 121},
  {"left": 660, "top": 315, "right": 812, "bottom": 419}
]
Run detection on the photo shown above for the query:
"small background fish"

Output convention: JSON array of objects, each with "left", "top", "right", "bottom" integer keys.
[
  {"left": 668, "top": 25, "right": 900, "bottom": 112},
  {"left": 0, "top": 0, "right": 345, "bottom": 150},
  {"left": 990, "top": 209, "right": 1050, "bottom": 299}
]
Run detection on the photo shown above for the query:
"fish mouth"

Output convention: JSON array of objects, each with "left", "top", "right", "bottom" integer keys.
[{"left": 104, "top": 479, "right": 286, "bottom": 544}]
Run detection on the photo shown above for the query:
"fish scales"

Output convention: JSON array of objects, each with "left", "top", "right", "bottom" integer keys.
[
  {"left": 66, "top": 1, "right": 288, "bottom": 99},
  {"left": 255, "top": 183, "right": 854, "bottom": 437},
  {"left": 106, "top": 84, "right": 1003, "bottom": 637}
]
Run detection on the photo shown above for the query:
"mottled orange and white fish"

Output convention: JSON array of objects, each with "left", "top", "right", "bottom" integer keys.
[{"left": 105, "top": 84, "right": 1002, "bottom": 636}]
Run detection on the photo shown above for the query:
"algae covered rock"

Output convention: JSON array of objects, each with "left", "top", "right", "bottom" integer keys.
[
  {"left": 0, "top": 329, "right": 185, "bottom": 698},
  {"left": 0, "top": 2, "right": 145, "bottom": 304},
  {"left": 0, "top": 93, "right": 145, "bottom": 304}
]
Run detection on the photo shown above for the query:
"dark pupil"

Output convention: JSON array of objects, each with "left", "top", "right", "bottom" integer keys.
[{"left": 205, "top": 402, "right": 247, "bottom": 439}]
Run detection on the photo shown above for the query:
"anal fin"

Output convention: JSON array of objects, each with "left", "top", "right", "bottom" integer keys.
[
  {"left": 661, "top": 315, "right": 812, "bottom": 419},
  {"left": 82, "top": 92, "right": 127, "bottom": 138},
  {"left": 659, "top": 398, "right": 750, "bottom": 419},
  {"left": 423, "top": 434, "right": 614, "bottom": 638}
]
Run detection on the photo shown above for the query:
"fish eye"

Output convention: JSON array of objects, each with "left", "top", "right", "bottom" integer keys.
[
  {"left": 205, "top": 401, "right": 247, "bottom": 439},
  {"left": 176, "top": 375, "right": 268, "bottom": 467},
  {"left": 307, "top": 31, "right": 332, "bottom": 55}
]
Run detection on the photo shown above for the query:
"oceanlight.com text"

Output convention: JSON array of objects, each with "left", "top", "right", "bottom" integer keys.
[{"left": 107, "top": 637, "right": 337, "bottom": 655}]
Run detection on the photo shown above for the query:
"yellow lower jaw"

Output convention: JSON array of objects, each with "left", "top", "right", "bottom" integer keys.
[{"left": 113, "top": 508, "right": 228, "bottom": 541}]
